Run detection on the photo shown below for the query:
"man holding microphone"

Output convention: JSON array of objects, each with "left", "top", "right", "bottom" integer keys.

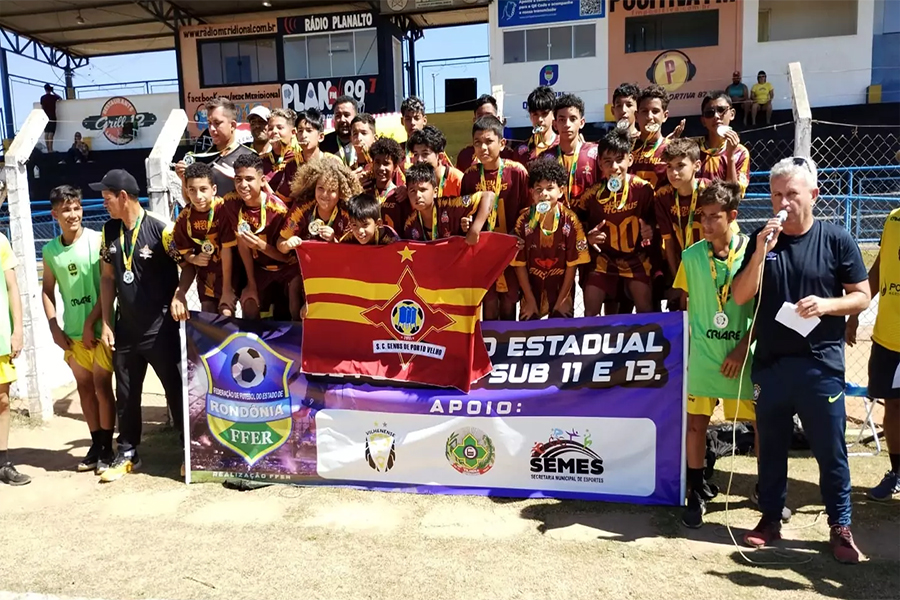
[{"left": 732, "top": 157, "right": 870, "bottom": 563}]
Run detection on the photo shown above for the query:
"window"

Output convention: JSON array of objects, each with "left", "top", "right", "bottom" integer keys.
[
  {"left": 759, "top": 0, "right": 857, "bottom": 42},
  {"left": 624, "top": 10, "right": 719, "bottom": 54},
  {"left": 283, "top": 29, "right": 379, "bottom": 81},
  {"left": 200, "top": 38, "right": 277, "bottom": 86},
  {"left": 503, "top": 24, "right": 595, "bottom": 64}
]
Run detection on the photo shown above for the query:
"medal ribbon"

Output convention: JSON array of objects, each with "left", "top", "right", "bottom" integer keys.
[
  {"left": 674, "top": 180, "right": 700, "bottom": 249},
  {"left": 528, "top": 203, "right": 560, "bottom": 236},
  {"left": 557, "top": 141, "right": 581, "bottom": 204},
  {"left": 376, "top": 181, "right": 396, "bottom": 204},
  {"left": 119, "top": 209, "right": 145, "bottom": 273},
  {"left": 339, "top": 143, "right": 357, "bottom": 167},
  {"left": 707, "top": 234, "right": 740, "bottom": 314},
  {"left": 613, "top": 174, "right": 631, "bottom": 210},
  {"left": 418, "top": 205, "right": 438, "bottom": 241},
  {"left": 238, "top": 199, "right": 267, "bottom": 234},
  {"left": 186, "top": 204, "right": 215, "bottom": 246},
  {"left": 638, "top": 133, "right": 663, "bottom": 158},
  {"left": 479, "top": 159, "right": 505, "bottom": 232},
  {"left": 436, "top": 165, "right": 449, "bottom": 197}
]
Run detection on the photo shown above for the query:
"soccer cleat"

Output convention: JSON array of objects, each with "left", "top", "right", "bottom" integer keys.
[
  {"left": 751, "top": 484, "right": 792, "bottom": 523},
  {"left": 0, "top": 462, "right": 32, "bottom": 486},
  {"left": 99, "top": 453, "right": 141, "bottom": 483},
  {"left": 743, "top": 517, "right": 782, "bottom": 548},
  {"left": 682, "top": 491, "right": 707, "bottom": 529},
  {"left": 76, "top": 444, "right": 101, "bottom": 472},
  {"left": 830, "top": 525, "right": 866, "bottom": 564},
  {"left": 867, "top": 471, "right": 900, "bottom": 502}
]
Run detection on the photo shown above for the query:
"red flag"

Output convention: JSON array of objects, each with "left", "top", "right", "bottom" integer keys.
[{"left": 297, "top": 233, "right": 518, "bottom": 391}]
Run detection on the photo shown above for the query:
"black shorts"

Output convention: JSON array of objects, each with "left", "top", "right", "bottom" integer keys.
[
  {"left": 868, "top": 341, "right": 900, "bottom": 400},
  {"left": 45, "top": 120, "right": 57, "bottom": 134}
]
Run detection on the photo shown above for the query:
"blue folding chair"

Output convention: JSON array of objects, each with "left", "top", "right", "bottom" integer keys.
[{"left": 845, "top": 383, "right": 881, "bottom": 456}]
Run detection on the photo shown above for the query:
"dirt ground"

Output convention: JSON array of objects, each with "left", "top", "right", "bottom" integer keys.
[{"left": 1, "top": 383, "right": 898, "bottom": 600}]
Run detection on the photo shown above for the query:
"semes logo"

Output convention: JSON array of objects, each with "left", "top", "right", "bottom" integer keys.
[{"left": 531, "top": 427, "right": 604, "bottom": 477}]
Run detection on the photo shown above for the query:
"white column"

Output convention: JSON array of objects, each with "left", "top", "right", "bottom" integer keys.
[{"left": 145, "top": 109, "right": 189, "bottom": 221}]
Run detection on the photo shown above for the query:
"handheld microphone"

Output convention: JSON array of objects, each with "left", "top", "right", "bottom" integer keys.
[{"left": 766, "top": 209, "right": 789, "bottom": 242}]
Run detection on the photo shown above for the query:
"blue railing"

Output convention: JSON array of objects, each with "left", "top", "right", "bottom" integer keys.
[{"left": 744, "top": 165, "right": 900, "bottom": 243}]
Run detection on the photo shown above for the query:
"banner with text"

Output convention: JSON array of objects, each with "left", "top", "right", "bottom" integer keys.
[{"left": 186, "top": 311, "right": 686, "bottom": 505}]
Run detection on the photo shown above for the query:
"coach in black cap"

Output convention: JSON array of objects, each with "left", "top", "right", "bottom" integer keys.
[{"left": 93, "top": 169, "right": 183, "bottom": 483}]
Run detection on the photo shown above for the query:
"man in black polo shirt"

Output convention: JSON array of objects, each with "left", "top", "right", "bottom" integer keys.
[
  {"left": 732, "top": 156, "right": 871, "bottom": 563},
  {"left": 95, "top": 169, "right": 184, "bottom": 483},
  {"left": 176, "top": 97, "right": 255, "bottom": 196},
  {"left": 321, "top": 95, "right": 358, "bottom": 164}
]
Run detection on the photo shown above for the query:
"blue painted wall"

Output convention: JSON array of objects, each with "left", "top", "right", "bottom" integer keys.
[{"left": 872, "top": 0, "right": 900, "bottom": 102}]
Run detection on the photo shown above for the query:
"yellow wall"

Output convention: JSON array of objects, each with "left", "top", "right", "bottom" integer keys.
[{"left": 426, "top": 111, "right": 473, "bottom": 165}]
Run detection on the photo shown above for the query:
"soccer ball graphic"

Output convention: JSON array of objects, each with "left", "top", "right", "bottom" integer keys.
[
  {"left": 391, "top": 300, "right": 424, "bottom": 337},
  {"left": 231, "top": 347, "right": 267, "bottom": 388}
]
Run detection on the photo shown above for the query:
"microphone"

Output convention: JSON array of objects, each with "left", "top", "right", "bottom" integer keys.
[{"left": 766, "top": 209, "right": 789, "bottom": 242}]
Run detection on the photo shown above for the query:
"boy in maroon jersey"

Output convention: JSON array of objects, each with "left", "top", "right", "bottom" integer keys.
[
  {"left": 455, "top": 95, "right": 519, "bottom": 172},
  {"left": 631, "top": 85, "right": 671, "bottom": 190},
  {"left": 408, "top": 126, "right": 464, "bottom": 198},
  {"left": 367, "top": 137, "right": 408, "bottom": 231},
  {"left": 219, "top": 153, "right": 294, "bottom": 320},
  {"left": 260, "top": 108, "right": 300, "bottom": 202},
  {"left": 295, "top": 108, "right": 327, "bottom": 164},
  {"left": 350, "top": 113, "right": 377, "bottom": 183},
  {"left": 552, "top": 94, "right": 598, "bottom": 209},
  {"left": 514, "top": 158, "right": 590, "bottom": 320},
  {"left": 339, "top": 193, "right": 400, "bottom": 245},
  {"left": 461, "top": 115, "right": 530, "bottom": 320},
  {"left": 698, "top": 92, "right": 751, "bottom": 195},
  {"left": 278, "top": 157, "right": 363, "bottom": 250},
  {"left": 401, "top": 163, "right": 493, "bottom": 244},
  {"left": 576, "top": 129, "right": 655, "bottom": 315},
  {"left": 516, "top": 86, "right": 559, "bottom": 163},
  {"left": 171, "top": 162, "right": 227, "bottom": 314},
  {"left": 612, "top": 83, "right": 641, "bottom": 142}
]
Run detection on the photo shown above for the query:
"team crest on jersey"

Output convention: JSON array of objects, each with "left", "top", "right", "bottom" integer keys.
[
  {"left": 587, "top": 146, "right": 598, "bottom": 159},
  {"left": 139, "top": 244, "right": 153, "bottom": 259},
  {"left": 411, "top": 229, "right": 421, "bottom": 240},
  {"left": 576, "top": 239, "right": 588, "bottom": 252},
  {"left": 202, "top": 333, "right": 293, "bottom": 466},
  {"left": 563, "top": 222, "right": 571, "bottom": 236},
  {"left": 441, "top": 211, "right": 449, "bottom": 224},
  {"left": 753, "top": 384, "right": 761, "bottom": 401},
  {"left": 67, "top": 263, "right": 78, "bottom": 276},
  {"left": 461, "top": 195, "right": 472, "bottom": 207},
  {"left": 362, "top": 253, "right": 454, "bottom": 365}
]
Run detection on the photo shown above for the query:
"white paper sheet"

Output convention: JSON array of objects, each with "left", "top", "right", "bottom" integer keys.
[{"left": 775, "top": 302, "right": 820, "bottom": 338}]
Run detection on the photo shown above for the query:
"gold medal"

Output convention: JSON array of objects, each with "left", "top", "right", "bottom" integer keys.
[{"left": 308, "top": 219, "right": 323, "bottom": 237}]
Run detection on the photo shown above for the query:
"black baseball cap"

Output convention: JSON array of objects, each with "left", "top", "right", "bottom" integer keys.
[{"left": 90, "top": 169, "right": 140, "bottom": 196}]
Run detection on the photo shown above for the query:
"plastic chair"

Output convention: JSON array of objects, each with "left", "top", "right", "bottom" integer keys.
[{"left": 845, "top": 383, "right": 881, "bottom": 456}]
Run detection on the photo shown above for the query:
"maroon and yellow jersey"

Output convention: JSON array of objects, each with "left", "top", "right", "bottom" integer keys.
[
  {"left": 698, "top": 138, "right": 751, "bottom": 195},
  {"left": 401, "top": 193, "right": 483, "bottom": 241},
  {"left": 280, "top": 200, "right": 352, "bottom": 245},
  {"left": 555, "top": 142, "right": 598, "bottom": 209},
  {"left": 220, "top": 192, "right": 289, "bottom": 272},
  {"left": 512, "top": 205, "right": 590, "bottom": 275},
  {"left": 577, "top": 175, "right": 655, "bottom": 260},
  {"left": 516, "top": 135, "right": 560, "bottom": 165},
  {"left": 378, "top": 184, "right": 409, "bottom": 233},
  {"left": 172, "top": 196, "right": 227, "bottom": 297},
  {"left": 455, "top": 144, "right": 520, "bottom": 173},
  {"left": 339, "top": 225, "right": 400, "bottom": 245},
  {"left": 261, "top": 139, "right": 303, "bottom": 201},
  {"left": 654, "top": 178, "right": 713, "bottom": 256},
  {"left": 630, "top": 135, "right": 669, "bottom": 191},
  {"left": 460, "top": 159, "right": 530, "bottom": 235}
]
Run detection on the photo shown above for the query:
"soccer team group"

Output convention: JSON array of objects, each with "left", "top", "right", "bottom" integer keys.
[{"left": 0, "top": 81, "right": 897, "bottom": 565}]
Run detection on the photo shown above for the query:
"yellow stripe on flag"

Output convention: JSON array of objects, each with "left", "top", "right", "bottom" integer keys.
[
  {"left": 303, "top": 277, "right": 485, "bottom": 307},
  {"left": 307, "top": 302, "right": 478, "bottom": 334}
]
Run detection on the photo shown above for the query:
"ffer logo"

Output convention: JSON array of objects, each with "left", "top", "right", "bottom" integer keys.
[{"left": 530, "top": 427, "right": 604, "bottom": 481}]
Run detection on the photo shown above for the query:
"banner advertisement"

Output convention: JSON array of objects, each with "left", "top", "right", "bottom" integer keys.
[
  {"left": 499, "top": 0, "right": 606, "bottom": 28},
  {"left": 186, "top": 311, "right": 686, "bottom": 506}
]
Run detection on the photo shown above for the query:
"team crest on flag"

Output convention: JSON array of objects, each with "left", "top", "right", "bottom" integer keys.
[
  {"left": 365, "top": 422, "right": 396, "bottom": 472},
  {"left": 201, "top": 333, "right": 293, "bottom": 466}
]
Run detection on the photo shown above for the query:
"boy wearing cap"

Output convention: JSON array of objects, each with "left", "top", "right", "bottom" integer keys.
[{"left": 95, "top": 169, "right": 184, "bottom": 483}]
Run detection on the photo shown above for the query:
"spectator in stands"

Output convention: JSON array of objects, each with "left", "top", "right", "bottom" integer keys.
[
  {"left": 65, "top": 132, "right": 90, "bottom": 165},
  {"left": 41, "top": 83, "right": 62, "bottom": 153},
  {"left": 726, "top": 71, "right": 750, "bottom": 128},
  {"left": 750, "top": 71, "right": 774, "bottom": 126}
]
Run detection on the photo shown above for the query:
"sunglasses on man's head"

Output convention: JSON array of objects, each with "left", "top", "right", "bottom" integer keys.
[
  {"left": 702, "top": 106, "right": 730, "bottom": 118},
  {"left": 792, "top": 156, "right": 813, "bottom": 173}
]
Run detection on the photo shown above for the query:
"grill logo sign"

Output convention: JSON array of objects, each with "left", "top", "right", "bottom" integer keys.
[
  {"left": 202, "top": 333, "right": 293, "bottom": 466},
  {"left": 82, "top": 96, "right": 158, "bottom": 145}
]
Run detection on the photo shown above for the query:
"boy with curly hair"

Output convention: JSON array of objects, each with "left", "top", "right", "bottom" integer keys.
[{"left": 367, "top": 136, "right": 408, "bottom": 231}]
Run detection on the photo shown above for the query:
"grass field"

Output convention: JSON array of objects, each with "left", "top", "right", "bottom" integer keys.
[{"left": 1, "top": 389, "right": 897, "bottom": 600}]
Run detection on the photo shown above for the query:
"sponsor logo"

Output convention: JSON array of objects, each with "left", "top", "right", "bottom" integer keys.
[
  {"left": 540, "top": 64, "right": 559, "bottom": 86},
  {"left": 885, "top": 282, "right": 900, "bottom": 296},
  {"left": 82, "top": 97, "right": 157, "bottom": 146},
  {"left": 282, "top": 77, "right": 375, "bottom": 115},
  {"left": 765, "top": 252, "right": 777, "bottom": 261},
  {"left": 705, "top": 329, "right": 741, "bottom": 340},
  {"left": 611, "top": 0, "right": 735, "bottom": 13},
  {"left": 753, "top": 383, "right": 761, "bottom": 400},
  {"left": 202, "top": 333, "right": 293, "bottom": 466},
  {"left": 365, "top": 422, "right": 396, "bottom": 472},
  {"left": 828, "top": 391, "right": 844, "bottom": 404},
  {"left": 70, "top": 295, "right": 92, "bottom": 307},
  {"left": 446, "top": 427, "right": 495, "bottom": 475},
  {"left": 139, "top": 244, "right": 153, "bottom": 259},
  {"left": 284, "top": 12, "right": 374, "bottom": 34},
  {"left": 530, "top": 427, "right": 604, "bottom": 481},
  {"left": 181, "top": 22, "right": 277, "bottom": 39},
  {"left": 67, "top": 263, "right": 78, "bottom": 276},
  {"left": 363, "top": 254, "right": 454, "bottom": 363},
  {"left": 646, "top": 50, "right": 696, "bottom": 92}
]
